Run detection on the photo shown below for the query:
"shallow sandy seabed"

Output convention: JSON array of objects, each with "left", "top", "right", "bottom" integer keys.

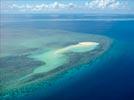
[{"left": 32, "top": 42, "right": 99, "bottom": 74}]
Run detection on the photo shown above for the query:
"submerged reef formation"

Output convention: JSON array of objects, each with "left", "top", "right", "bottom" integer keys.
[{"left": 0, "top": 30, "right": 112, "bottom": 99}]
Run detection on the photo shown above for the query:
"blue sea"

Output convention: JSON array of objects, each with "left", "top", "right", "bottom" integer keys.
[{"left": 1, "top": 14, "right": 134, "bottom": 100}]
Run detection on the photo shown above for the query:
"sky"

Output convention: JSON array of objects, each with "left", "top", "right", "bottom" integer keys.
[{"left": 1, "top": 0, "right": 134, "bottom": 14}]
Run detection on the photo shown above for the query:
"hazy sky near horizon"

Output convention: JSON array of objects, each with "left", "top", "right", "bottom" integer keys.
[{"left": 1, "top": 0, "right": 134, "bottom": 14}]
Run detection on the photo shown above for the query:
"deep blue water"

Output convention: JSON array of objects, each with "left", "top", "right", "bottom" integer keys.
[{"left": 1, "top": 14, "right": 134, "bottom": 100}]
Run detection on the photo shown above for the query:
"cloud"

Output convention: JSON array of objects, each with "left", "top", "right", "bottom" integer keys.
[
  {"left": 10, "top": 2, "right": 77, "bottom": 12},
  {"left": 10, "top": 4, "right": 48, "bottom": 11},
  {"left": 85, "top": 0, "right": 124, "bottom": 9},
  {"left": 8, "top": 0, "right": 126, "bottom": 12}
]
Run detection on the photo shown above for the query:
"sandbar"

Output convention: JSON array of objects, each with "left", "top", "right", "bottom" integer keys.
[{"left": 32, "top": 42, "right": 99, "bottom": 74}]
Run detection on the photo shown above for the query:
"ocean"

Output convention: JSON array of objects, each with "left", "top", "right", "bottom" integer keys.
[{"left": 1, "top": 14, "right": 134, "bottom": 100}]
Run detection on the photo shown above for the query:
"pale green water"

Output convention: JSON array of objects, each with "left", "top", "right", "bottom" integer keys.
[
  {"left": 32, "top": 50, "right": 67, "bottom": 73},
  {"left": 30, "top": 42, "right": 99, "bottom": 74}
]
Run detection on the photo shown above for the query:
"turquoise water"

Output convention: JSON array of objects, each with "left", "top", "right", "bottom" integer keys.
[{"left": 1, "top": 14, "right": 134, "bottom": 100}]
